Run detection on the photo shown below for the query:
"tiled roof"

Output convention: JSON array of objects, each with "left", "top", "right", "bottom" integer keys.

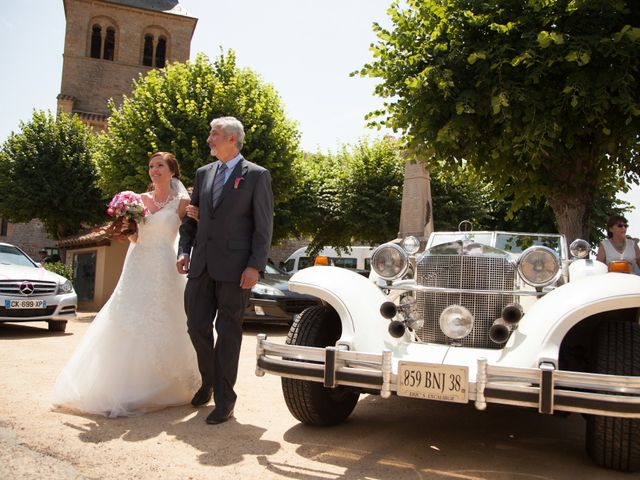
[
  {"left": 103, "top": 0, "right": 195, "bottom": 17},
  {"left": 57, "top": 224, "right": 115, "bottom": 249}
]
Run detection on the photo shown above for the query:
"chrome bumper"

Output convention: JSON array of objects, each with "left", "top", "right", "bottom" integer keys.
[{"left": 256, "top": 334, "right": 640, "bottom": 418}]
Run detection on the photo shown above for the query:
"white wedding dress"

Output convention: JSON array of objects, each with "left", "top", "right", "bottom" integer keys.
[{"left": 52, "top": 196, "right": 200, "bottom": 417}]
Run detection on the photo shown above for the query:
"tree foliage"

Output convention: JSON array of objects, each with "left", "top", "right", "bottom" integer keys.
[
  {"left": 0, "top": 111, "right": 104, "bottom": 239},
  {"left": 288, "top": 137, "right": 530, "bottom": 255},
  {"left": 98, "top": 52, "right": 301, "bottom": 243},
  {"left": 288, "top": 138, "right": 405, "bottom": 255},
  {"left": 359, "top": 0, "right": 640, "bottom": 243}
]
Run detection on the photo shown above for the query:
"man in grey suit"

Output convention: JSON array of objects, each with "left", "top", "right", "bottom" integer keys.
[{"left": 177, "top": 116, "right": 273, "bottom": 424}]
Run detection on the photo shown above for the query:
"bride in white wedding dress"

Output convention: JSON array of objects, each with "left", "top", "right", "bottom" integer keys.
[{"left": 52, "top": 152, "right": 199, "bottom": 417}]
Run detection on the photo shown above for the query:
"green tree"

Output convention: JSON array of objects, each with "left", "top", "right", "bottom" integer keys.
[
  {"left": 289, "top": 138, "right": 404, "bottom": 255},
  {"left": 289, "top": 138, "right": 497, "bottom": 254},
  {"left": 359, "top": 0, "right": 640, "bottom": 243},
  {"left": 98, "top": 52, "right": 301, "bottom": 243},
  {"left": 0, "top": 111, "right": 104, "bottom": 239}
]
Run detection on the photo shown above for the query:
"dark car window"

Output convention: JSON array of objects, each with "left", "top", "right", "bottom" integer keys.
[
  {"left": 283, "top": 259, "right": 295, "bottom": 272},
  {"left": 0, "top": 245, "right": 37, "bottom": 267},
  {"left": 332, "top": 257, "right": 357, "bottom": 269},
  {"left": 298, "top": 256, "right": 315, "bottom": 270}
]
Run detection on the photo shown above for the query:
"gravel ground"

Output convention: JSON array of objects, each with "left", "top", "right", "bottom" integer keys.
[{"left": 0, "top": 314, "right": 630, "bottom": 480}]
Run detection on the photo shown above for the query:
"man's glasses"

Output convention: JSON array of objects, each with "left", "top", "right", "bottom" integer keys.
[{"left": 616, "top": 223, "right": 629, "bottom": 228}]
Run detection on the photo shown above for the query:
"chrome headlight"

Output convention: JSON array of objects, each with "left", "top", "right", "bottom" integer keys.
[
  {"left": 439, "top": 305, "right": 474, "bottom": 339},
  {"left": 402, "top": 235, "right": 420, "bottom": 255},
  {"left": 569, "top": 239, "right": 590, "bottom": 259},
  {"left": 517, "top": 246, "right": 561, "bottom": 287},
  {"left": 251, "top": 283, "right": 285, "bottom": 296},
  {"left": 371, "top": 243, "right": 409, "bottom": 281},
  {"left": 58, "top": 280, "right": 74, "bottom": 294}
]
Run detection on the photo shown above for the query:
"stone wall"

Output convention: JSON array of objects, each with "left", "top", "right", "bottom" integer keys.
[
  {"left": 0, "top": 219, "right": 58, "bottom": 260},
  {"left": 268, "top": 238, "right": 309, "bottom": 266}
]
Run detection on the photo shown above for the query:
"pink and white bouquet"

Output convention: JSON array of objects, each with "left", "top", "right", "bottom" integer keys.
[{"left": 107, "top": 191, "right": 148, "bottom": 236}]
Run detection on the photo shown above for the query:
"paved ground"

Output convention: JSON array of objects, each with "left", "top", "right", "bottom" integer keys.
[{"left": 0, "top": 314, "right": 632, "bottom": 479}]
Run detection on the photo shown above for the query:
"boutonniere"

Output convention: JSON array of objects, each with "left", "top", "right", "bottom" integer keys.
[{"left": 234, "top": 177, "right": 245, "bottom": 189}]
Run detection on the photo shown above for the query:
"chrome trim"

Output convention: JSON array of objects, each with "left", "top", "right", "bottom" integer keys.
[
  {"left": 389, "top": 284, "right": 545, "bottom": 296},
  {"left": 256, "top": 336, "right": 640, "bottom": 418}
]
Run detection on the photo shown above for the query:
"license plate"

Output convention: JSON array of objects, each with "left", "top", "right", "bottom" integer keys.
[
  {"left": 254, "top": 305, "right": 265, "bottom": 316},
  {"left": 4, "top": 299, "right": 47, "bottom": 309},
  {"left": 397, "top": 362, "right": 469, "bottom": 403}
]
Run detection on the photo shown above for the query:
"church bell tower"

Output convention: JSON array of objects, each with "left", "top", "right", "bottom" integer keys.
[{"left": 57, "top": 0, "right": 197, "bottom": 130}]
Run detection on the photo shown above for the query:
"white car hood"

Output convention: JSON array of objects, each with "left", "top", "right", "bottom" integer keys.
[{"left": 0, "top": 264, "right": 65, "bottom": 284}]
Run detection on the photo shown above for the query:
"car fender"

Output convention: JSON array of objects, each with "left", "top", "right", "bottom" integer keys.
[
  {"left": 289, "top": 266, "right": 409, "bottom": 351},
  {"left": 500, "top": 272, "right": 640, "bottom": 367},
  {"left": 568, "top": 257, "right": 608, "bottom": 280}
]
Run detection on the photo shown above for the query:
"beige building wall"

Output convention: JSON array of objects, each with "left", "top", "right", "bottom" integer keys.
[{"left": 67, "top": 240, "right": 129, "bottom": 311}]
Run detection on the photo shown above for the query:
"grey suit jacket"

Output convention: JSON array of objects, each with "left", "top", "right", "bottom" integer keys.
[{"left": 178, "top": 157, "right": 274, "bottom": 282}]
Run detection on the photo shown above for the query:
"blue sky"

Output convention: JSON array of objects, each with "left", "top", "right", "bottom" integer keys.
[
  {"left": 1, "top": 0, "right": 637, "bottom": 237},
  {"left": 0, "top": 0, "right": 392, "bottom": 153}
]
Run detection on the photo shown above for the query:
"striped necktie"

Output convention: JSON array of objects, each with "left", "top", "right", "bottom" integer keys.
[{"left": 211, "top": 163, "right": 227, "bottom": 208}]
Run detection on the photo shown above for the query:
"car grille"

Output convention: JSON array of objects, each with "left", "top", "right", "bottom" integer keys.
[
  {"left": 415, "top": 254, "right": 516, "bottom": 349},
  {"left": 0, "top": 306, "right": 56, "bottom": 318},
  {"left": 0, "top": 280, "right": 57, "bottom": 296}
]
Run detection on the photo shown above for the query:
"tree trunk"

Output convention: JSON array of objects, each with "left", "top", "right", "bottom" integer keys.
[{"left": 547, "top": 192, "right": 592, "bottom": 245}]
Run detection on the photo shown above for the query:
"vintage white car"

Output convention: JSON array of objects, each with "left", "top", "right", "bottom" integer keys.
[{"left": 256, "top": 229, "right": 640, "bottom": 472}]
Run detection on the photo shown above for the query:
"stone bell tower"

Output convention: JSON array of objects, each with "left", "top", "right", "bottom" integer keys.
[{"left": 56, "top": 0, "right": 197, "bottom": 131}]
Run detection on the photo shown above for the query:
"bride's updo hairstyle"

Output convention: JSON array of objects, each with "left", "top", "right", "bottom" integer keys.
[{"left": 147, "top": 152, "right": 181, "bottom": 191}]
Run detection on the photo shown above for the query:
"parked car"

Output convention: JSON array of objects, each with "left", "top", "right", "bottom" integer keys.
[
  {"left": 282, "top": 245, "right": 375, "bottom": 274},
  {"left": 0, "top": 242, "right": 77, "bottom": 332},
  {"left": 256, "top": 229, "right": 640, "bottom": 472},
  {"left": 244, "top": 263, "right": 321, "bottom": 325}
]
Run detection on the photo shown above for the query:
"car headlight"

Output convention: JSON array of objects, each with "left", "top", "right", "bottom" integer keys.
[
  {"left": 517, "top": 246, "right": 561, "bottom": 287},
  {"left": 251, "top": 283, "right": 285, "bottom": 296},
  {"left": 402, "top": 235, "right": 420, "bottom": 255},
  {"left": 439, "top": 305, "right": 474, "bottom": 339},
  {"left": 371, "top": 243, "right": 409, "bottom": 281},
  {"left": 58, "top": 280, "right": 74, "bottom": 294},
  {"left": 569, "top": 239, "right": 590, "bottom": 259}
]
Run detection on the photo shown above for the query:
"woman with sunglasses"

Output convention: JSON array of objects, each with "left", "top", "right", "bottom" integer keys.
[{"left": 596, "top": 214, "right": 640, "bottom": 274}]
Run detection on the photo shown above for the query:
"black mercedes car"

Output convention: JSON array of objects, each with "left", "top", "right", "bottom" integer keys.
[{"left": 244, "top": 264, "right": 321, "bottom": 324}]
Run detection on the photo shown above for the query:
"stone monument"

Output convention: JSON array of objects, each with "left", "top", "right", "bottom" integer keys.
[{"left": 398, "top": 160, "right": 434, "bottom": 241}]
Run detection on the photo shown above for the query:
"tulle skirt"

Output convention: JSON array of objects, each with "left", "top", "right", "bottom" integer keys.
[{"left": 52, "top": 233, "right": 200, "bottom": 417}]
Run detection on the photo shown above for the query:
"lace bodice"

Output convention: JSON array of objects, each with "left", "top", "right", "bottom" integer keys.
[{"left": 136, "top": 196, "right": 182, "bottom": 249}]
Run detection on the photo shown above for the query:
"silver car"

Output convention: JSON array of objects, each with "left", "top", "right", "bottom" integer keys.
[{"left": 0, "top": 242, "right": 77, "bottom": 332}]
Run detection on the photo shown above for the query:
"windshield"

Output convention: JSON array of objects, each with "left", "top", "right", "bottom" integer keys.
[
  {"left": 427, "top": 232, "right": 565, "bottom": 258},
  {"left": 429, "top": 232, "right": 494, "bottom": 248},
  {"left": 265, "top": 264, "right": 287, "bottom": 275},
  {"left": 495, "top": 233, "right": 563, "bottom": 258},
  {"left": 0, "top": 245, "right": 37, "bottom": 268}
]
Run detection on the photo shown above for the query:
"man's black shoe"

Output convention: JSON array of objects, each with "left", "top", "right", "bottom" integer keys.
[
  {"left": 206, "top": 406, "right": 234, "bottom": 424},
  {"left": 190, "top": 386, "right": 213, "bottom": 407}
]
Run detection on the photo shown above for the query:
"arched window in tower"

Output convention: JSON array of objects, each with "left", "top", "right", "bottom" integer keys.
[
  {"left": 103, "top": 27, "right": 115, "bottom": 61},
  {"left": 143, "top": 34, "right": 154, "bottom": 66},
  {"left": 155, "top": 37, "right": 167, "bottom": 68},
  {"left": 90, "top": 25, "right": 102, "bottom": 59}
]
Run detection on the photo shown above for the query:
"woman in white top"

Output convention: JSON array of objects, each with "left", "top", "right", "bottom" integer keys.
[{"left": 596, "top": 215, "right": 640, "bottom": 274}]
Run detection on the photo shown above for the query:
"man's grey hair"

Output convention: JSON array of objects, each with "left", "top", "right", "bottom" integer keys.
[{"left": 210, "top": 116, "right": 245, "bottom": 150}]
